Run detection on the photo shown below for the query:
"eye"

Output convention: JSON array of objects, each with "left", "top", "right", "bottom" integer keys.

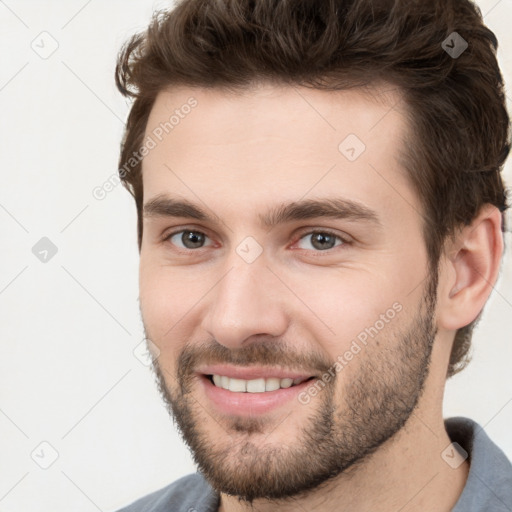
[
  {"left": 162, "top": 228, "right": 348, "bottom": 253},
  {"left": 164, "top": 229, "right": 214, "bottom": 250},
  {"left": 295, "top": 230, "right": 346, "bottom": 251}
]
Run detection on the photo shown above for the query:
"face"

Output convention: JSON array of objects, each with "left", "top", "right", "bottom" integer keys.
[{"left": 139, "top": 83, "right": 438, "bottom": 503}]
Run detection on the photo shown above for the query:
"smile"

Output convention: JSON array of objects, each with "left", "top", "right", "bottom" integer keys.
[{"left": 209, "top": 375, "right": 313, "bottom": 393}]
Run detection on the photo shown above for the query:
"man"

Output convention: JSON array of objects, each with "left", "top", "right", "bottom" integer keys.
[{"left": 114, "top": 0, "right": 512, "bottom": 510}]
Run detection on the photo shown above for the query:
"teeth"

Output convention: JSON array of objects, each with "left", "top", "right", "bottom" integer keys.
[
  {"left": 229, "top": 378, "right": 247, "bottom": 392},
  {"left": 265, "top": 377, "right": 281, "bottom": 392},
  {"left": 280, "top": 378, "right": 293, "bottom": 388},
  {"left": 247, "top": 378, "right": 266, "bottom": 393},
  {"left": 210, "top": 375, "right": 308, "bottom": 393}
]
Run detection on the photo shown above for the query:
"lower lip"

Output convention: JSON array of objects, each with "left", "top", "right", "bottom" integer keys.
[{"left": 199, "top": 375, "right": 315, "bottom": 416}]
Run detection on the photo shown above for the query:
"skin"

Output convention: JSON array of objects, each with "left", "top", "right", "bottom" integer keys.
[{"left": 138, "top": 82, "right": 503, "bottom": 511}]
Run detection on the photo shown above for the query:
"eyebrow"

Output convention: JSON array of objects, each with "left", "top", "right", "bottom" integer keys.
[{"left": 143, "top": 194, "right": 382, "bottom": 228}]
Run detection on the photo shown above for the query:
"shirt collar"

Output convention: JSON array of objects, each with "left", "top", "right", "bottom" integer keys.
[{"left": 447, "top": 416, "right": 512, "bottom": 511}]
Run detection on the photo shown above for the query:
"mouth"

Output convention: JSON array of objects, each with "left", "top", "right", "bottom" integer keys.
[
  {"left": 196, "top": 366, "right": 319, "bottom": 416},
  {"left": 206, "top": 374, "right": 315, "bottom": 393}
]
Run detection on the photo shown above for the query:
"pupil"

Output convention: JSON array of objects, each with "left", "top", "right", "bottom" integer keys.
[
  {"left": 183, "top": 231, "right": 204, "bottom": 248},
  {"left": 312, "top": 233, "right": 335, "bottom": 250}
]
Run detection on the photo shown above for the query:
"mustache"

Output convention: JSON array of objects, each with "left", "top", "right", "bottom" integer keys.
[{"left": 175, "top": 338, "right": 333, "bottom": 382}]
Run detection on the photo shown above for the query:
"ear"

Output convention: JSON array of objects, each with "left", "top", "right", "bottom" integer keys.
[{"left": 437, "top": 204, "right": 504, "bottom": 331}]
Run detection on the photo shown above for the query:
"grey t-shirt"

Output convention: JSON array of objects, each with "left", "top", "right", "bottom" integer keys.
[{"left": 115, "top": 416, "right": 512, "bottom": 511}]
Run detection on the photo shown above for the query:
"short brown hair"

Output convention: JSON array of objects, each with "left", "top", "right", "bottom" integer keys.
[{"left": 115, "top": 0, "right": 510, "bottom": 378}]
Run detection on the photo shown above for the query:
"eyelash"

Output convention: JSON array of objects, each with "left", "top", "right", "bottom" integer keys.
[{"left": 162, "top": 228, "right": 351, "bottom": 253}]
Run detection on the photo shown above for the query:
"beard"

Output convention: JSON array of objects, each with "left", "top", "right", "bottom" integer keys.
[{"left": 146, "top": 272, "right": 438, "bottom": 506}]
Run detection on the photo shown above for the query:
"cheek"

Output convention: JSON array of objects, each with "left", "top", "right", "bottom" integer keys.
[
  {"left": 139, "top": 262, "right": 205, "bottom": 354},
  {"left": 282, "top": 267, "right": 407, "bottom": 355}
]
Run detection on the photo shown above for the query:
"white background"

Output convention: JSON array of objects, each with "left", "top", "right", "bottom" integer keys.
[{"left": 0, "top": 1, "right": 511, "bottom": 511}]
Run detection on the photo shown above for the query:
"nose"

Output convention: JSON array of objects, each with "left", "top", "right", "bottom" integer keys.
[{"left": 201, "top": 254, "right": 289, "bottom": 349}]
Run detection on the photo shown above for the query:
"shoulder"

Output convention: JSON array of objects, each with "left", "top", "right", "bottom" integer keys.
[
  {"left": 447, "top": 416, "right": 512, "bottom": 512},
  {"left": 114, "top": 473, "right": 219, "bottom": 512}
]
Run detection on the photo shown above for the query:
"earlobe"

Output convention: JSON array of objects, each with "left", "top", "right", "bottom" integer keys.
[{"left": 438, "top": 205, "right": 504, "bottom": 331}]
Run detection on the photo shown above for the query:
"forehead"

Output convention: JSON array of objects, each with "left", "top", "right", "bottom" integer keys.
[
  {"left": 141, "top": 82, "right": 417, "bottom": 224},
  {"left": 144, "top": 82, "right": 406, "bottom": 152}
]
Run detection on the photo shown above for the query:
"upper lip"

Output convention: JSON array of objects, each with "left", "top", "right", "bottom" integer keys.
[{"left": 197, "top": 364, "right": 315, "bottom": 381}]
